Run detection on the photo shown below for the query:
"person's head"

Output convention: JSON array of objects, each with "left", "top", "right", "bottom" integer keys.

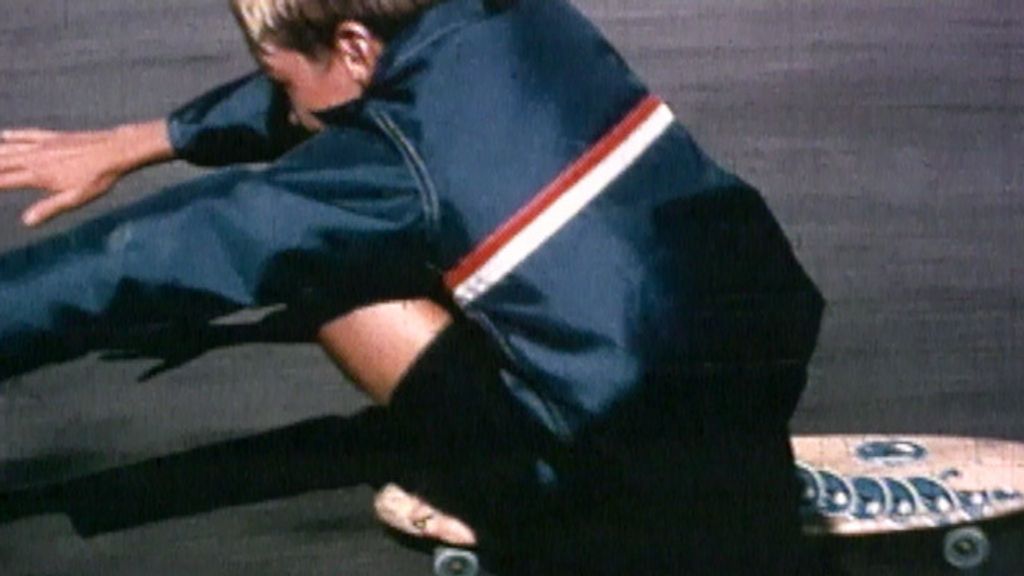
[{"left": 230, "top": 0, "right": 440, "bottom": 130}]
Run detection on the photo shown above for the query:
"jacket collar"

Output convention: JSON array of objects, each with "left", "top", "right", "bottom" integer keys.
[
  {"left": 315, "top": 0, "right": 506, "bottom": 125},
  {"left": 373, "top": 0, "right": 495, "bottom": 86}
]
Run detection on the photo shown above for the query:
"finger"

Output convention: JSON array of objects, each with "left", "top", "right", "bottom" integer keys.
[
  {"left": 0, "top": 169, "right": 35, "bottom": 190},
  {"left": 0, "top": 128, "right": 57, "bottom": 143},
  {"left": 0, "top": 143, "right": 34, "bottom": 156},
  {"left": 0, "top": 161, "right": 24, "bottom": 174},
  {"left": 0, "top": 150, "right": 32, "bottom": 171},
  {"left": 23, "top": 192, "right": 79, "bottom": 226}
]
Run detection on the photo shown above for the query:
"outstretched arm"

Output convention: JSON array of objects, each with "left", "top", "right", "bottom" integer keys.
[
  {"left": 0, "top": 126, "right": 432, "bottom": 381},
  {"left": 1, "top": 72, "right": 306, "bottom": 226}
]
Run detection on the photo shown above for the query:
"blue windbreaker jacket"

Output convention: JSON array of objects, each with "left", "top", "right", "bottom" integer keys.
[{"left": 0, "top": 0, "right": 823, "bottom": 439}]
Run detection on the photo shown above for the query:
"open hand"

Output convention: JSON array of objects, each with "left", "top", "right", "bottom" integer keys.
[
  {"left": 0, "top": 128, "right": 128, "bottom": 226},
  {"left": 0, "top": 121, "right": 172, "bottom": 226}
]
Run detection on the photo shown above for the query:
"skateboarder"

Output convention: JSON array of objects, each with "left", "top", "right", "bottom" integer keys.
[{"left": 0, "top": 0, "right": 825, "bottom": 573}]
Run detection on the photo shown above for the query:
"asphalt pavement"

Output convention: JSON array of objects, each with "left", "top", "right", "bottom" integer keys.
[{"left": 1, "top": 1, "right": 1022, "bottom": 574}]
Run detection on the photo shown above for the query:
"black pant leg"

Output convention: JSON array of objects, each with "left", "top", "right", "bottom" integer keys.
[
  {"left": 386, "top": 323, "right": 818, "bottom": 575},
  {"left": 385, "top": 319, "right": 558, "bottom": 557}
]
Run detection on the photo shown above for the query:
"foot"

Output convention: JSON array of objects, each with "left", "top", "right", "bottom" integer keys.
[{"left": 374, "top": 483, "right": 478, "bottom": 547}]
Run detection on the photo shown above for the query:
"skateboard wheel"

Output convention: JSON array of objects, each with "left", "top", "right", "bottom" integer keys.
[
  {"left": 943, "top": 526, "right": 991, "bottom": 571},
  {"left": 433, "top": 547, "right": 480, "bottom": 576}
]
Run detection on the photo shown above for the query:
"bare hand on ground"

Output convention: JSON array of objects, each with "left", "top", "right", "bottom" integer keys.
[{"left": 375, "top": 483, "right": 478, "bottom": 547}]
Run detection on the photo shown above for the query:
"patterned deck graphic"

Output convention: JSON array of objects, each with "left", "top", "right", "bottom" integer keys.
[{"left": 796, "top": 439, "right": 1024, "bottom": 535}]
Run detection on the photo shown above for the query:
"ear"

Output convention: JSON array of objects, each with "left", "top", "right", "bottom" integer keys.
[{"left": 334, "top": 21, "right": 384, "bottom": 87}]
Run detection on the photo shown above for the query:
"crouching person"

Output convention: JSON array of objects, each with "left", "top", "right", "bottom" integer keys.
[{"left": 0, "top": 0, "right": 825, "bottom": 573}]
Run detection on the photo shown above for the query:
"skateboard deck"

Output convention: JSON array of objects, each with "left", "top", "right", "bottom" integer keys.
[{"left": 794, "top": 435, "right": 1024, "bottom": 573}]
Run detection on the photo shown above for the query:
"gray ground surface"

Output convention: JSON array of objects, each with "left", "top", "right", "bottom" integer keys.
[{"left": 1, "top": 0, "right": 1022, "bottom": 574}]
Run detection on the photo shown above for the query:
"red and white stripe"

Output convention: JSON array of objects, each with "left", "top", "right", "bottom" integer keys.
[{"left": 444, "top": 96, "right": 675, "bottom": 306}]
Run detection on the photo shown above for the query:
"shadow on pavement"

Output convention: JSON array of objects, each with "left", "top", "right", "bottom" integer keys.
[{"left": 0, "top": 408, "right": 400, "bottom": 537}]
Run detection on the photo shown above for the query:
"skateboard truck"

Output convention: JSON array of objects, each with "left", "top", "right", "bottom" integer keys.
[{"left": 433, "top": 546, "right": 480, "bottom": 576}]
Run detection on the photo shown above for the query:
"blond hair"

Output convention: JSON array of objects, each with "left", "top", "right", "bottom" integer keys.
[{"left": 231, "top": 0, "right": 441, "bottom": 53}]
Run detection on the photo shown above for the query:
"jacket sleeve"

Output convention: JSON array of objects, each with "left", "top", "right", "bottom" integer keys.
[
  {"left": 0, "top": 123, "right": 434, "bottom": 379},
  {"left": 167, "top": 72, "right": 311, "bottom": 166}
]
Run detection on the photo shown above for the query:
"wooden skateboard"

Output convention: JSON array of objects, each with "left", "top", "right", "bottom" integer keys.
[
  {"left": 430, "top": 435, "right": 1024, "bottom": 575},
  {"left": 794, "top": 435, "right": 1024, "bottom": 574}
]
